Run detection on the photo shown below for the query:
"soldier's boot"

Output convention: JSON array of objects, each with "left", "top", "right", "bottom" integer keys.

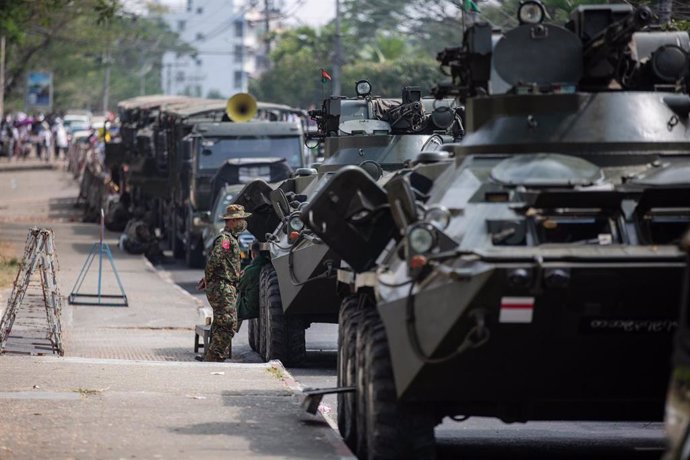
[{"left": 202, "top": 353, "right": 225, "bottom": 362}]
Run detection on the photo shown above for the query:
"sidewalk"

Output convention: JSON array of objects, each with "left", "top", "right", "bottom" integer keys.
[
  {"left": 0, "top": 356, "right": 351, "bottom": 459},
  {"left": 0, "top": 157, "right": 354, "bottom": 458}
]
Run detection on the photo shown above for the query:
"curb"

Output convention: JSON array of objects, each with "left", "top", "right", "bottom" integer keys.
[
  {"left": 269, "top": 359, "right": 338, "bottom": 430},
  {"left": 146, "top": 257, "right": 204, "bottom": 309},
  {"left": 269, "top": 360, "right": 355, "bottom": 459},
  {"left": 0, "top": 162, "right": 60, "bottom": 173},
  {"left": 33, "top": 355, "right": 275, "bottom": 368}
]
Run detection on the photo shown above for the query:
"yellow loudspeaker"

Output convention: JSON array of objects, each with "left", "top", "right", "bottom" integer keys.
[{"left": 226, "top": 93, "right": 257, "bottom": 122}]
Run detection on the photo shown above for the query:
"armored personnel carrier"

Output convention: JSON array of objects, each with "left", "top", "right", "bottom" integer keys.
[
  {"left": 232, "top": 82, "right": 463, "bottom": 366},
  {"left": 302, "top": 3, "right": 690, "bottom": 458}
]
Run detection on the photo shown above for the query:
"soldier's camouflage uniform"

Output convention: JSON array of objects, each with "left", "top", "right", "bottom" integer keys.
[{"left": 204, "top": 228, "right": 241, "bottom": 360}]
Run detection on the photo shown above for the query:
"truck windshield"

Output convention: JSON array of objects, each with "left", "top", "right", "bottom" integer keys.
[{"left": 198, "top": 135, "right": 303, "bottom": 170}]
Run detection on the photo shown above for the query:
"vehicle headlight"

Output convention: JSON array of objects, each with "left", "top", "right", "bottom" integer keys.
[
  {"left": 289, "top": 215, "right": 304, "bottom": 232},
  {"left": 518, "top": 0, "right": 545, "bottom": 24},
  {"left": 425, "top": 205, "right": 451, "bottom": 230},
  {"left": 355, "top": 79, "right": 372, "bottom": 97},
  {"left": 408, "top": 224, "right": 436, "bottom": 254}
]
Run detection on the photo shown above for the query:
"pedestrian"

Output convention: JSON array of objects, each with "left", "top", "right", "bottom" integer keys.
[
  {"left": 196, "top": 204, "right": 251, "bottom": 362},
  {"left": 52, "top": 118, "right": 68, "bottom": 161},
  {"left": 236, "top": 241, "right": 271, "bottom": 325}
]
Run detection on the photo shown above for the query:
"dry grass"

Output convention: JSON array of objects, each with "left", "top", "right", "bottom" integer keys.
[{"left": 0, "top": 242, "right": 20, "bottom": 289}]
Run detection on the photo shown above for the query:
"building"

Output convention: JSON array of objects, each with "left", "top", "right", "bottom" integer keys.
[{"left": 160, "top": 0, "right": 285, "bottom": 98}]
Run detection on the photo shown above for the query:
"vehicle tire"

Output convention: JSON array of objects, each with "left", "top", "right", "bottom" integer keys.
[
  {"left": 173, "top": 234, "right": 184, "bottom": 259},
  {"left": 337, "top": 295, "right": 361, "bottom": 452},
  {"left": 263, "top": 266, "right": 307, "bottom": 367},
  {"left": 285, "top": 316, "right": 307, "bottom": 367},
  {"left": 356, "top": 309, "right": 380, "bottom": 459},
  {"left": 185, "top": 234, "right": 205, "bottom": 268},
  {"left": 248, "top": 318, "right": 258, "bottom": 352},
  {"left": 258, "top": 265, "right": 271, "bottom": 360},
  {"left": 171, "top": 214, "right": 184, "bottom": 258},
  {"left": 363, "top": 313, "right": 436, "bottom": 460}
]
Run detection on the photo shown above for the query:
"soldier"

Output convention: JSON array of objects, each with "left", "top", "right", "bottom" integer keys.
[{"left": 196, "top": 204, "right": 251, "bottom": 362}]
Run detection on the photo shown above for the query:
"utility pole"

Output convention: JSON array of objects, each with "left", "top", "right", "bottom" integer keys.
[
  {"left": 264, "top": 0, "right": 271, "bottom": 70},
  {"left": 658, "top": 0, "right": 672, "bottom": 25},
  {"left": 102, "top": 21, "right": 113, "bottom": 114},
  {"left": 102, "top": 47, "right": 111, "bottom": 113},
  {"left": 0, "top": 36, "right": 5, "bottom": 119},
  {"left": 333, "top": 0, "right": 342, "bottom": 96}
]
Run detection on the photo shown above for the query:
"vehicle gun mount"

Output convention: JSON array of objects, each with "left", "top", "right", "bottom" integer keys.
[
  {"left": 308, "top": 81, "right": 464, "bottom": 141},
  {"left": 434, "top": 3, "right": 690, "bottom": 101}
]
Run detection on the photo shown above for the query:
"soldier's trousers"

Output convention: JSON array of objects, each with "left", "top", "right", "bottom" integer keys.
[{"left": 205, "top": 281, "right": 238, "bottom": 360}]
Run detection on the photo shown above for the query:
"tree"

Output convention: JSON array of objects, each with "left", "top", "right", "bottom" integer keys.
[{"left": 1, "top": 0, "right": 192, "bottom": 113}]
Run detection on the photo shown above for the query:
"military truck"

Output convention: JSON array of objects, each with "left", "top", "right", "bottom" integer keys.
[
  {"left": 108, "top": 95, "right": 308, "bottom": 267},
  {"left": 172, "top": 117, "right": 306, "bottom": 267},
  {"left": 301, "top": 4, "right": 690, "bottom": 458},
  {"left": 232, "top": 82, "right": 463, "bottom": 366},
  {"left": 105, "top": 95, "right": 196, "bottom": 231}
]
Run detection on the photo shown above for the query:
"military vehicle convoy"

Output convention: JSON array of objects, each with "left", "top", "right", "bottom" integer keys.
[
  {"left": 231, "top": 82, "right": 463, "bottom": 366},
  {"left": 301, "top": 3, "right": 690, "bottom": 458},
  {"left": 106, "top": 94, "right": 308, "bottom": 267}
]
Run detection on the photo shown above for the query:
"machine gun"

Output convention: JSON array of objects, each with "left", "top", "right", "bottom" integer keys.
[
  {"left": 434, "top": 22, "right": 494, "bottom": 101},
  {"left": 580, "top": 6, "right": 654, "bottom": 88}
]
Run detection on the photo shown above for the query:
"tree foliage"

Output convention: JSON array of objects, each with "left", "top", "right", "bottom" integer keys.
[
  {"left": 1, "top": 0, "right": 192, "bottom": 113},
  {"left": 250, "top": 17, "right": 443, "bottom": 108}
]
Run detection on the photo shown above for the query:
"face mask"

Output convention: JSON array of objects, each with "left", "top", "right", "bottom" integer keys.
[{"left": 232, "top": 220, "right": 248, "bottom": 233}]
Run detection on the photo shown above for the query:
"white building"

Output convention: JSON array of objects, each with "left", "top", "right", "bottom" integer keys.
[{"left": 160, "top": 0, "right": 283, "bottom": 98}]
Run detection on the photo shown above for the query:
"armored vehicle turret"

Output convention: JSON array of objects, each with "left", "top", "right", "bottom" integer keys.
[
  {"left": 231, "top": 82, "right": 463, "bottom": 366},
  {"left": 301, "top": 4, "right": 690, "bottom": 458}
]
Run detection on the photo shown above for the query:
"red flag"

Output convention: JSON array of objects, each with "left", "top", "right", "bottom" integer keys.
[{"left": 321, "top": 68, "right": 332, "bottom": 83}]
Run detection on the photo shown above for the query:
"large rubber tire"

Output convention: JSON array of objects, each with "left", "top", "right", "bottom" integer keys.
[
  {"left": 263, "top": 266, "right": 307, "bottom": 367},
  {"left": 248, "top": 318, "right": 258, "bottom": 352},
  {"left": 185, "top": 234, "right": 205, "bottom": 268},
  {"left": 171, "top": 214, "right": 184, "bottom": 259},
  {"left": 337, "top": 295, "right": 362, "bottom": 452},
  {"left": 363, "top": 314, "right": 437, "bottom": 460},
  {"left": 173, "top": 234, "right": 184, "bottom": 259},
  {"left": 258, "top": 266, "right": 270, "bottom": 360},
  {"left": 356, "top": 309, "right": 380, "bottom": 459}
]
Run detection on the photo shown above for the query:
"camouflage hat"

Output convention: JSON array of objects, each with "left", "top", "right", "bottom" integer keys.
[{"left": 221, "top": 204, "right": 252, "bottom": 220}]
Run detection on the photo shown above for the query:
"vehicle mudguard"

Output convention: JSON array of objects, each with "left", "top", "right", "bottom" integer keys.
[
  {"left": 301, "top": 166, "right": 395, "bottom": 273},
  {"left": 232, "top": 180, "right": 281, "bottom": 242}
]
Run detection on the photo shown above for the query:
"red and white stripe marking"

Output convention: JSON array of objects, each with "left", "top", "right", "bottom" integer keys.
[{"left": 499, "top": 297, "right": 535, "bottom": 323}]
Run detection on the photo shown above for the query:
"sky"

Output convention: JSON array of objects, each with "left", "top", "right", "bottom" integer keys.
[
  {"left": 143, "top": 0, "right": 336, "bottom": 27},
  {"left": 281, "top": 0, "right": 336, "bottom": 27}
]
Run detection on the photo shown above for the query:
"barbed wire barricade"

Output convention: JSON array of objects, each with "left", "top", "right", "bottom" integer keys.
[{"left": 0, "top": 228, "right": 64, "bottom": 356}]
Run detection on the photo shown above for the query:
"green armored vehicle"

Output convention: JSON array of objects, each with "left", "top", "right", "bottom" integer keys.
[
  {"left": 232, "top": 82, "right": 463, "bottom": 366},
  {"left": 301, "top": 3, "right": 690, "bottom": 458}
]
